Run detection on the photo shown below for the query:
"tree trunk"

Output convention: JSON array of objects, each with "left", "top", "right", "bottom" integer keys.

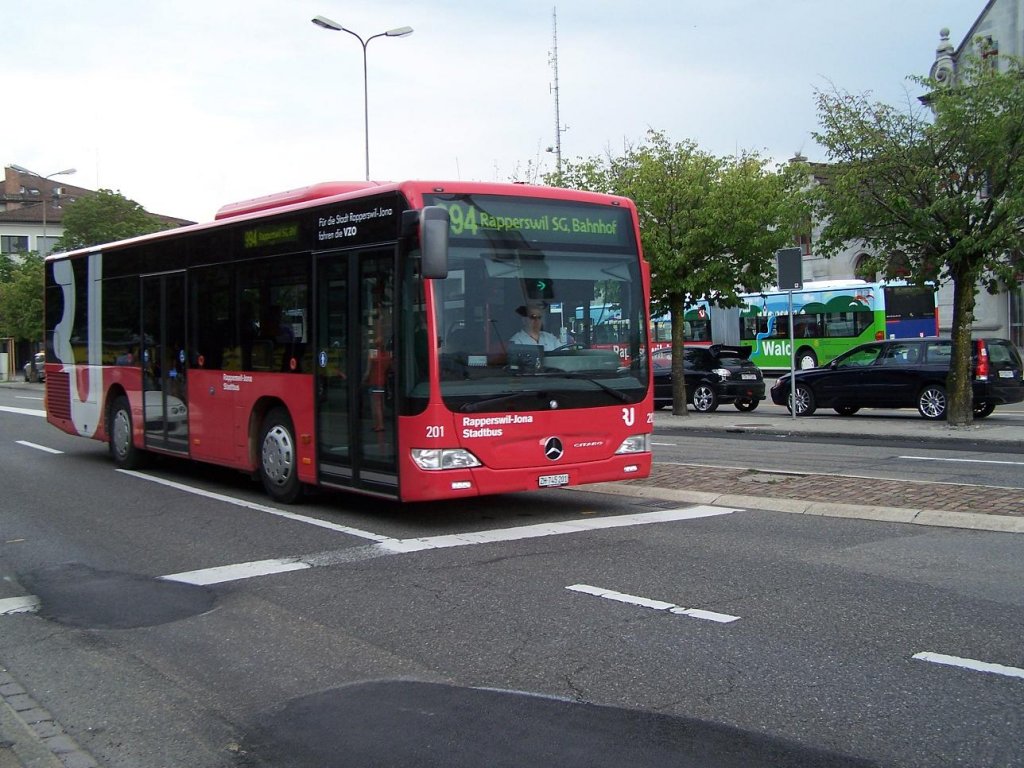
[
  {"left": 946, "top": 271, "right": 978, "bottom": 427},
  {"left": 669, "top": 293, "right": 688, "bottom": 416}
]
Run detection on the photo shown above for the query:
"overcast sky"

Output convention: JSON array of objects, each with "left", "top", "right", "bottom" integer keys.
[{"left": 4, "top": 1, "right": 981, "bottom": 223}]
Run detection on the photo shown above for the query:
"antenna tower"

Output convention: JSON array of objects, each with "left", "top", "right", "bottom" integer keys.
[{"left": 548, "top": 7, "right": 568, "bottom": 177}]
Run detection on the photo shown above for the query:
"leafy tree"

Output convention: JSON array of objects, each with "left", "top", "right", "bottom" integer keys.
[
  {"left": 811, "top": 53, "right": 1024, "bottom": 426},
  {"left": 550, "top": 130, "right": 807, "bottom": 415},
  {"left": 0, "top": 190, "right": 173, "bottom": 378},
  {"left": 54, "top": 189, "right": 169, "bottom": 252},
  {"left": 0, "top": 253, "right": 45, "bottom": 378},
  {"left": 0, "top": 255, "right": 15, "bottom": 285}
]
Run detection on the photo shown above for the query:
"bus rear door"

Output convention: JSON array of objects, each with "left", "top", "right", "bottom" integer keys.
[{"left": 141, "top": 271, "right": 190, "bottom": 454}]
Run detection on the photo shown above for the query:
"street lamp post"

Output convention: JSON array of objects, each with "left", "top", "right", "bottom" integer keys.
[
  {"left": 10, "top": 164, "right": 76, "bottom": 255},
  {"left": 311, "top": 15, "right": 413, "bottom": 181}
]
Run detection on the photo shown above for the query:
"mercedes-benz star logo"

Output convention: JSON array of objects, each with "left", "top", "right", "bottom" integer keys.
[{"left": 544, "top": 437, "right": 564, "bottom": 461}]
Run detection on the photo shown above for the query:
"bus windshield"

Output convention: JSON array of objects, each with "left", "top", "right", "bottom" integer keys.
[{"left": 421, "top": 193, "right": 648, "bottom": 413}]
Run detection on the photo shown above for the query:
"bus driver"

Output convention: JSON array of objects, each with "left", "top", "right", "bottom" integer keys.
[{"left": 510, "top": 300, "right": 561, "bottom": 351}]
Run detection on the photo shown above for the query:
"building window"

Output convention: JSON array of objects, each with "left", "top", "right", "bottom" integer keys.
[
  {"left": 1, "top": 235, "right": 29, "bottom": 255},
  {"left": 854, "top": 253, "right": 875, "bottom": 280},
  {"left": 794, "top": 215, "right": 812, "bottom": 255}
]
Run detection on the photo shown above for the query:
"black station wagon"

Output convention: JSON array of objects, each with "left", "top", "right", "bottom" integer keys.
[{"left": 770, "top": 337, "right": 1024, "bottom": 420}]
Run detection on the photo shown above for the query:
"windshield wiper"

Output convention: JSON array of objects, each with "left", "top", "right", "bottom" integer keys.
[
  {"left": 460, "top": 391, "right": 548, "bottom": 413},
  {"left": 530, "top": 370, "right": 632, "bottom": 402}
]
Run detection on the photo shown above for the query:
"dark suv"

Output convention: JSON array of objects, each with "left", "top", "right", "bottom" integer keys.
[
  {"left": 770, "top": 337, "right": 1024, "bottom": 419},
  {"left": 653, "top": 344, "right": 766, "bottom": 412}
]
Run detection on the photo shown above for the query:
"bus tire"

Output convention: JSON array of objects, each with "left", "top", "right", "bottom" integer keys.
[
  {"left": 691, "top": 384, "right": 719, "bottom": 413},
  {"left": 789, "top": 383, "right": 816, "bottom": 416},
  {"left": 917, "top": 385, "right": 947, "bottom": 420},
  {"left": 109, "top": 395, "right": 145, "bottom": 469},
  {"left": 796, "top": 348, "right": 818, "bottom": 369},
  {"left": 734, "top": 398, "right": 759, "bottom": 412},
  {"left": 259, "top": 408, "right": 303, "bottom": 504}
]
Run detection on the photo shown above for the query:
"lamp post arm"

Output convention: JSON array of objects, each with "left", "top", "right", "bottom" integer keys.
[{"left": 312, "top": 18, "right": 411, "bottom": 181}]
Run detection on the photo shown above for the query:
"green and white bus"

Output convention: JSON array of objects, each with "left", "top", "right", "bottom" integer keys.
[{"left": 738, "top": 280, "right": 938, "bottom": 371}]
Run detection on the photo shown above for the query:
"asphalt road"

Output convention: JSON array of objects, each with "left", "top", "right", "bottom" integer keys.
[{"left": 2, "top": 383, "right": 1023, "bottom": 768}]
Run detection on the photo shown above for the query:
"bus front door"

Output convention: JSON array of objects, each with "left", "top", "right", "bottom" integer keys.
[
  {"left": 316, "top": 249, "right": 397, "bottom": 495},
  {"left": 141, "top": 271, "right": 189, "bottom": 454}
]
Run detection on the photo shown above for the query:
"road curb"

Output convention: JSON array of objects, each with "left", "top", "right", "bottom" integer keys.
[
  {"left": 0, "top": 667, "right": 94, "bottom": 768},
  {"left": 585, "top": 483, "right": 1024, "bottom": 534}
]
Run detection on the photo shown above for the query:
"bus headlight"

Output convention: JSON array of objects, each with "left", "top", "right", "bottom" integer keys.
[
  {"left": 411, "top": 448, "right": 482, "bottom": 471},
  {"left": 614, "top": 434, "right": 650, "bottom": 454}
]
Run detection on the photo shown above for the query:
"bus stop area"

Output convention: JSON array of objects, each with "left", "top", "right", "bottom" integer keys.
[{"left": 593, "top": 409, "right": 1024, "bottom": 534}]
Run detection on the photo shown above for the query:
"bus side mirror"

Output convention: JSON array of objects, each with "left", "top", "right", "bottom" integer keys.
[{"left": 419, "top": 206, "right": 449, "bottom": 279}]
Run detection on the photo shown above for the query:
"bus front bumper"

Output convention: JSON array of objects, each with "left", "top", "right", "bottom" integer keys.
[{"left": 401, "top": 453, "right": 652, "bottom": 502}]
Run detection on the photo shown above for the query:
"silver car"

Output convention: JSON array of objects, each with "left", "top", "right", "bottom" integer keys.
[{"left": 23, "top": 351, "right": 45, "bottom": 382}]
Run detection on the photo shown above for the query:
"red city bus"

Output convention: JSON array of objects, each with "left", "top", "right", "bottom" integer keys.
[{"left": 44, "top": 181, "right": 653, "bottom": 503}]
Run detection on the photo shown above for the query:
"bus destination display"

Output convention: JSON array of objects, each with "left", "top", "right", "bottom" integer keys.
[{"left": 425, "top": 194, "right": 634, "bottom": 248}]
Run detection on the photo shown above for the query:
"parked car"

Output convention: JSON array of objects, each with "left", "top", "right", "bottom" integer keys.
[
  {"left": 653, "top": 344, "right": 766, "bottom": 412},
  {"left": 770, "top": 337, "right": 1024, "bottom": 419},
  {"left": 23, "top": 352, "right": 45, "bottom": 382}
]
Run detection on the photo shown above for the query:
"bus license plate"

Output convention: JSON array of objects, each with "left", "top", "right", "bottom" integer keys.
[{"left": 539, "top": 473, "right": 570, "bottom": 488}]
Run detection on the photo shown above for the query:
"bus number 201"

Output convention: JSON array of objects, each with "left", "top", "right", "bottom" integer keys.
[{"left": 426, "top": 425, "right": 445, "bottom": 438}]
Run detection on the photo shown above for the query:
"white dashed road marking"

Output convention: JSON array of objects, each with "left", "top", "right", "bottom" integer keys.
[
  {"left": 913, "top": 652, "right": 1024, "bottom": 680},
  {"left": 0, "top": 405, "right": 46, "bottom": 418},
  {"left": 566, "top": 583, "right": 741, "bottom": 623},
  {"left": 16, "top": 440, "right": 63, "bottom": 455},
  {"left": 900, "top": 455, "right": 1024, "bottom": 467}
]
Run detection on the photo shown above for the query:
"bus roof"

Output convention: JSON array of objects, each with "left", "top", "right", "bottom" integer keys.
[
  {"left": 46, "top": 180, "right": 638, "bottom": 262},
  {"left": 739, "top": 279, "right": 927, "bottom": 296}
]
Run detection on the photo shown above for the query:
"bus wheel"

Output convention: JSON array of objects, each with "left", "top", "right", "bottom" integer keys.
[
  {"left": 789, "top": 383, "right": 816, "bottom": 416},
  {"left": 734, "top": 399, "right": 759, "bottom": 412},
  {"left": 109, "top": 395, "right": 144, "bottom": 469},
  {"left": 691, "top": 384, "right": 719, "bottom": 413},
  {"left": 974, "top": 401, "right": 995, "bottom": 419},
  {"left": 797, "top": 348, "right": 818, "bottom": 369},
  {"left": 917, "top": 385, "right": 947, "bottom": 420},
  {"left": 259, "top": 408, "right": 303, "bottom": 503}
]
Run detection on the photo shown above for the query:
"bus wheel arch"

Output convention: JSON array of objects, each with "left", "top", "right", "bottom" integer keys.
[
  {"left": 256, "top": 403, "right": 303, "bottom": 504},
  {"left": 796, "top": 347, "right": 818, "bottom": 369},
  {"left": 107, "top": 389, "right": 145, "bottom": 469}
]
